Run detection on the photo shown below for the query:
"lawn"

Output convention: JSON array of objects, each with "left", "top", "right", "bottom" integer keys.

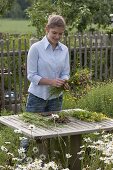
[{"left": 0, "top": 18, "right": 36, "bottom": 34}]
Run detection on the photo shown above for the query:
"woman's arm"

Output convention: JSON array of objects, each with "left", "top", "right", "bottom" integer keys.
[{"left": 39, "top": 78, "right": 65, "bottom": 87}]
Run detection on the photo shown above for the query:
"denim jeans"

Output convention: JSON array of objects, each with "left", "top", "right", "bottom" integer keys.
[{"left": 26, "top": 93, "right": 63, "bottom": 114}]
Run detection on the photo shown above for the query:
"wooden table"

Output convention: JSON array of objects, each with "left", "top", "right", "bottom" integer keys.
[{"left": 0, "top": 112, "right": 113, "bottom": 170}]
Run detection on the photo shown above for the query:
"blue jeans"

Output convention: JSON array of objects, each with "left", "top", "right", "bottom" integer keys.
[{"left": 26, "top": 93, "right": 63, "bottom": 114}]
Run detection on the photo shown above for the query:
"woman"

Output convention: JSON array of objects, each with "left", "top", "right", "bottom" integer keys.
[{"left": 26, "top": 14, "right": 70, "bottom": 114}]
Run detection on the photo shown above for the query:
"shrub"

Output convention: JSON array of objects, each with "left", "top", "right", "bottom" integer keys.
[{"left": 75, "top": 81, "right": 113, "bottom": 117}]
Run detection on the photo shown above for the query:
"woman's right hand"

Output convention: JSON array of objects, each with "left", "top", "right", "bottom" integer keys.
[{"left": 51, "top": 78, "right": 65, "bottom": 87}]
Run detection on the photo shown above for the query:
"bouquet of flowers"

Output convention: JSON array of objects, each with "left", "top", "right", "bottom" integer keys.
[{"left": 50, "top": 68, "right": 92, "bottom": 99}]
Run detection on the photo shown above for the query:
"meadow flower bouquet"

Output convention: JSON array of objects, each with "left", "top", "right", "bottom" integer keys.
[{"left": 50, "top": 68, "right": 92, "bottom": 99}]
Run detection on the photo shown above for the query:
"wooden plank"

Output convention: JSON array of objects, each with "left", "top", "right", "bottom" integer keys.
[
  {"left": 0, "top": 115, "right": 56, "bottom": 136},
  {"left": 84, "top": 34, "right": 87, "bottom": 67},
  {"left": 18, "top": 39, "right": 22, "bottom": 110},
  {"left": 94, "top": 34, "right": 98, "bottom": 80},
  {"left": 73, "top": 35, "right": 77, "bottom": 73},
  {"left": 23, "top": 39, "right": 28, "bottom": 94},
  {"left": 6, "top": 39, "right": 12, "bottom": 109},
  {"left": 99, "top": 34, "right": 103, "bottom": 81},
  {"left": 78, "top": 34, "right": 82, "bottom": 68},
  {"left": 0, "top": 40, "right": 5, "bottom": 109},
  {"left": 110, "top": 35, "right": 113, "bottom": 79},
  {"left": 12, "top": 39, "right": 18, "bottom": 113},
  {"left": 105, "top": 34, "right": 108, "bottom": 79},
  {"left": 89, "top": 34, "right": 93, "bottom": 79}
]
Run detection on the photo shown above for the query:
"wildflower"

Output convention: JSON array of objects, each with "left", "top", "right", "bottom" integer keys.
[
  {"left": 20, "top": 153, "right": 26, "bottom": 160},
  {"left": 5, "top": 165, "right": 12, "bottom": 170},
  {"left": 33, "top": 159, "right": 43, "bottom": 167},
  {"left": 19, "top": 137, "right": 28, "bottom": 141},
  {"left": 18, "top": 147, "right": 25, "bottom": 155},
  {"left": 80, "top": 145, "right": 85, "bottom": 149},
  {"left": 14, "top": 129, "right": 22, "bottom": 134},
  {"left": 84, "top": 137, "right": 92, "bottom": 143},
  {"left": 26, "top": 157, "right": 33, "bottom": 163},
  {"left": 48, "top": 161, "right": 58, "bottom": 170},
  {"left": 1, "top": 145, "right": 8, "bottom": 152},
  {"left": 52, "top": 114, "right": 59, "bottom": 119},
  {"left": 77, "top": 150, "right": 85, "bottom": 155},
  {"left": 7, "top": 152, "right": 14, "bottom": 157},
  {"left": 93, "top": 132, "right": 100, "bottom": 135},
  {"left": 12, "top": 157, "right": 21, "bottom": 161},
  {"left": 5, "top": 141, "right": 11, "bottom": 144},
  {"left": 66, "top": 153, "right": 72, "bottom": 158},
  {"left": 0, "top": 165, "right": 5, "bottom": 169},
  {"left": 33, "top": 146, "right": 39, "bottom": 153},
  {"left": 100, "top": 157, "right": 105, "bottom": 161},
  {"left": 28, "top": 124, "right": 36, "bottom": 130},
  {"left": 104, "top": 159, "right": 111, "bottom": 164},
  {"left": 40, "top": 154, "right": 46, "bottom": 160}
]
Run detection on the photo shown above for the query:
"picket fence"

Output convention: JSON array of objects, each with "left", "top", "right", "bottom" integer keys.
[{"left": 0, "top": 33, "right": 113, "bottom": 113}]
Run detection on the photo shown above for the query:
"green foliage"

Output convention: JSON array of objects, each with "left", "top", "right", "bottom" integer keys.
[
  {"left": 50, "top": 68, "right": 92, "bottom": 99},
  {"left": 75, "top": 81, "right": 113, "bottom": 116},
  {"left": 0, "top": 0, "right": 15, "bottom": 15},
  {"left": 105, "top": 26, "right": 113, "bottom": 38},
  {"left": 62, "top": 92, "right": 77, "bottom": 109},
  {"left": 70, "top": 5, "right": 92, "bottom": 33},
  {"left": 0, "top": 126, "right": 21, "bottom": 165},
  {"left": 26, "top": 0, "right": 113, "bottom": 36},
  {"left": 69, "top": 109, "right": 108, "bottom": 122},
  {"left": 26, "top": 0, "right": 56, "bottom": 37}
]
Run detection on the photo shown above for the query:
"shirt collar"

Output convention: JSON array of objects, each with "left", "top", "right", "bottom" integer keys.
[{"left": 42, "top": 36, "right": 63, "bottom": 50}]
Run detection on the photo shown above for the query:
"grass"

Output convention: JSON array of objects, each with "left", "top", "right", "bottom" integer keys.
[{"left": 0, "top": 18, "right": 36, "bottom": 34}]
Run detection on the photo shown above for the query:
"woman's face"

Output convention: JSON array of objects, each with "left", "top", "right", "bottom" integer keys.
[{"left": 46, "top": 26, "right": 65, "bottom": 47}]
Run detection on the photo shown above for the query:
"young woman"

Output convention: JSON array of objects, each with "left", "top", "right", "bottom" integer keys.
[{"left": 26, "top": 14, "right": 70, "bottom": 114}]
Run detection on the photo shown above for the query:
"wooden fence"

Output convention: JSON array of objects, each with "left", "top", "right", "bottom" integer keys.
[{"left": 0, "top": 34, "right": 113, "bottom": 113}]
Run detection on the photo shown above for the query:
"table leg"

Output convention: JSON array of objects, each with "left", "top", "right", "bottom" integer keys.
[{"left": 69, "top": 135, "right": 81, "bottom": 170}]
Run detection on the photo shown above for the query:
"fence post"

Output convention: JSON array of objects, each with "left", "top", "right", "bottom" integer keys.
[{"left": 29, "top": 38, "right": 38, "bottom": 47}]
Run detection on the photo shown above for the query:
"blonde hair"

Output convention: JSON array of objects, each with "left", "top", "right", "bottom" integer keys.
[{"left": 46, "top": 14, "right": 66, "bottom": 28}]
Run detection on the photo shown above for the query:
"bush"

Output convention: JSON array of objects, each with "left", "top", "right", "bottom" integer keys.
[{"left": 74, "top": 81, "right": 113, "bottom": 116}]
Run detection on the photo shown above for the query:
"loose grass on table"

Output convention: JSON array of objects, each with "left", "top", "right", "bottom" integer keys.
[{"left": 20, "top": 109, "right": 109, "bottom": 128}]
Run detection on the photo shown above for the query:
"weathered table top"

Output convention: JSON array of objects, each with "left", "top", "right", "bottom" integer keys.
[{"left": 0, "top": 113, "right": 113, "bottom": 139}]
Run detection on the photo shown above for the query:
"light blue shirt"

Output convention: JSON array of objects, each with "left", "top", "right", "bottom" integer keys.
[{"left": 27, "top": 36, "right": 70, "bottom": 100}]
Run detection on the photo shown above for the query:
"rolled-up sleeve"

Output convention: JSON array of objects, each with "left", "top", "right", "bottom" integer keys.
[{"left": 27, "top": 44, "right": 42, "bottom": 85}]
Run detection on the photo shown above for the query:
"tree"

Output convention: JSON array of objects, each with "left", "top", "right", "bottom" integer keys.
[
  {"left": 26, "top": 0, "right": 56, "bottom": 37},
  {"left": 0, "top": 0, "right": 15, "bottom": 15},
  {"left": 4, "top": 0, "right": 33, "bottom": 19},
  {"left": 26, "top": 0, "right": 113, "bottom": 36}
]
